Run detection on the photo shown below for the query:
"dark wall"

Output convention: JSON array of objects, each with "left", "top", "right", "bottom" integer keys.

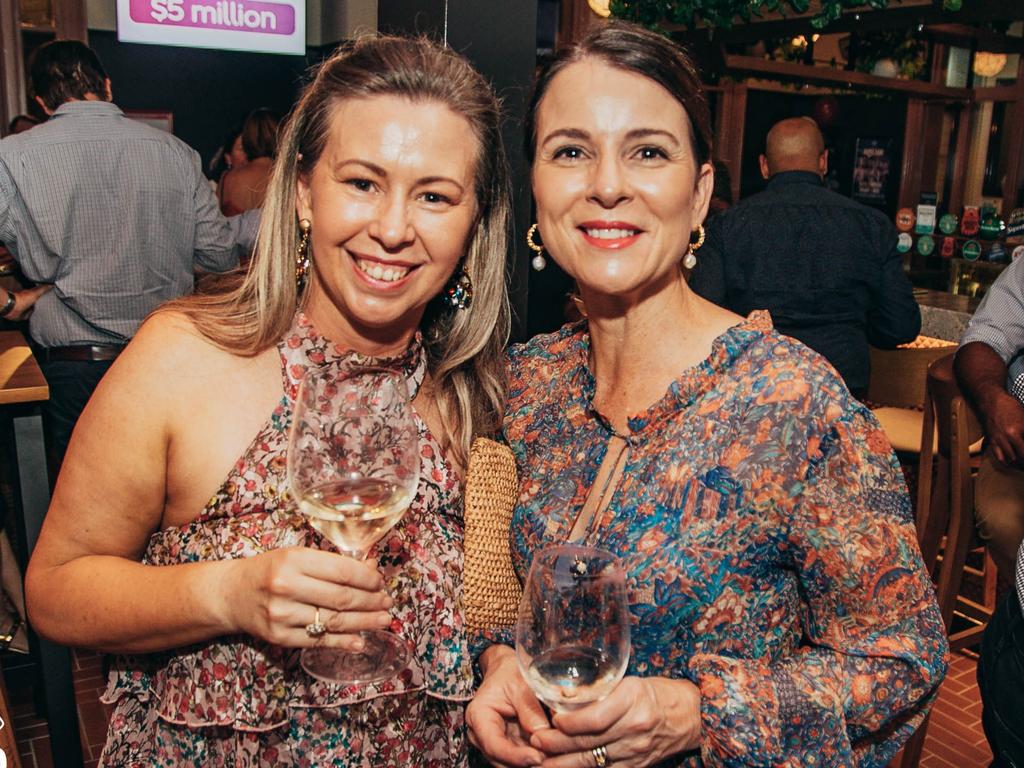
[{"left": 87, "top": 30, "right": 324, "bottom": 171}]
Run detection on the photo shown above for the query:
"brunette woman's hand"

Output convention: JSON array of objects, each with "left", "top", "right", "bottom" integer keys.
[
  {"left": 530, "top": 676, "right": 702, "bottom": 768},
  {"left": 468, "top": 645, "right": 550, "bottom": 767},
  {"left": 221, "top": 546, "right": 394, "bottom": 650}
]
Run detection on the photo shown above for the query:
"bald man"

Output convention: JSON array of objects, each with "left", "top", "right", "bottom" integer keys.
[{"left": 691, "top": 117, "right": 920, "bottom": 398}]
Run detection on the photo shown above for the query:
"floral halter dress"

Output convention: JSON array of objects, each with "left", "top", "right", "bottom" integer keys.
[{"left": 100, "top": 312, "right": 474, "bottom": 767}]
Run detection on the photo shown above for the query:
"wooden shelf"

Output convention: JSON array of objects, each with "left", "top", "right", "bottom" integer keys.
[
  {"left": 723, "top": 54, "right": 971, "bottom": 100},
  {"left": 951, "top": 257, "right": 1008, "bottom": 270},
  {"left": 925, "top": 23, "right": 1024, "bottom": 55}
]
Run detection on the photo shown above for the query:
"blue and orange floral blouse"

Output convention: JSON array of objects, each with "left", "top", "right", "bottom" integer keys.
[{"left": 492, "top": 311, "right": 948, "bottom": 767}]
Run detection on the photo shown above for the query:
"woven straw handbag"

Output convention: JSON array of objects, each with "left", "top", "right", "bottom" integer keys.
[{"left": 463, "top": 437, "right": 522, "bottom": 632}]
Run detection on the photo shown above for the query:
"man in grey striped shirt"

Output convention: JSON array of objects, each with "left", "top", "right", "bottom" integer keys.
[
  {"left": 956, "top": 255, "right": 1024, "bottom": 579},
  {"left": 0, "top": 40, "right": 257, "bottom": 469},
  {"left": 957, "top": 256, "right": 1024, "bottom": 766}
]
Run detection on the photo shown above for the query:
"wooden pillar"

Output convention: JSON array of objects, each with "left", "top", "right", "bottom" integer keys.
[
  {"left": 559, "top": 0, "right": 602, "bottom": 47},
  {"left": 54, "top": 0, "right": 87, "bottom": 42},
  {"left": 713, "top": 82, "right": 746, "bottom": 204},
  {"left": 899, "top": 98, "right": 927, "bottom": 211},
  {"left": 0, "top": 0, "right": 25, "bottom": 129},
  {"left": 1000, "top": 56, "right": 1024, "bottom": 212},
  {"left": 378, "top": 0, "right": 537, "bottom": 339},
  {"left": 947, "top": 102, "right": 972, "bottom": 216}
]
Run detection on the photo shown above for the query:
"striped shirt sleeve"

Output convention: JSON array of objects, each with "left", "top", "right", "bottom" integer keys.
[{"left": 961, "top": 257, "right": 1024, "bottom": 363}]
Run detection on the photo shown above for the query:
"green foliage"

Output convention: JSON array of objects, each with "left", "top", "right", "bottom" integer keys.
[
  {"left": 853, "top": 28, "right": 928, "bottom": 79},
  {"left": 608, "top": 0, "right": 893, "bottom": 31}
]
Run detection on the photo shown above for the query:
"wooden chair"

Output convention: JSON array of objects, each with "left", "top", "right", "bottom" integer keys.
[
  {"left": 867, "top": 340, "right": 956, "bottom": 454},
  {"left": 900, "top": 353, "right": 994, "bottom": 768}
]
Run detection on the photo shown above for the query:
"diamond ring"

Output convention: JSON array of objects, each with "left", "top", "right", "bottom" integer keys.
[{"left": 305, "top": 607, "right": 326, "bottom": 638}]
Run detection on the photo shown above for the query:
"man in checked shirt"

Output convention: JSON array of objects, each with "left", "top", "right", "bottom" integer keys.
[
  {"left": 957, "top": 255, "right": 1024, "bottom": 766},
  {"left": 0, "top": 40, "right": 257, "bottom": 472},
  {"left": 957, "top": 255, "right": 1024, "bottom": 579}
]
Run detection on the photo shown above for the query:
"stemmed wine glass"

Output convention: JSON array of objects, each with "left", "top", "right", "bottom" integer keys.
[
  {"left": 288, "top": 366, "right": 421, "bottom": 684},
  {"left": 515, "top": 544, "right": 631, "bottom": 712}
]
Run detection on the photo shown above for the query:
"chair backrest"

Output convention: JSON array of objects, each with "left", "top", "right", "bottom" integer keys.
[
  {"left": 868, "top": 342, "right": 957, "bottom": 409},
  {"left": 924, "top": 354, "right": 984, "bottom": 461},
  {"left": 915, "top": 352, "right": 986, "bottom": 630}
]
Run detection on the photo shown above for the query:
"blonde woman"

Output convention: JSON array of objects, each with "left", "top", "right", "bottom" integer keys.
[{"left": 26, "top": 35, "right": 510, "bottom": 767}]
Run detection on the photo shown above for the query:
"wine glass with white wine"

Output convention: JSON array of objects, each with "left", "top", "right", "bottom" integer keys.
[
  {"left": 288, "top": 366, "right": 420, "bottom": 684},
  {"left": 516, "top": 545, "right": 631, "bottom": 712}
]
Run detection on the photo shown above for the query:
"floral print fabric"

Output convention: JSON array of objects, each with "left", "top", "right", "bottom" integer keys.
[
  {"left": 486, "top": 311, "right": 947, "bottom": 767},
  {"left": 100, "top": 312, "right": 474, "bottom": 767}
]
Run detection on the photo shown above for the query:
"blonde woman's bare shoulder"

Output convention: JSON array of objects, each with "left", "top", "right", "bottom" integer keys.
[
  {"left": 97, "top": 309, "right": 263, "bottom": 412},
  {"left": 113, "top": 310, "right": 222, "bottom": 378}
]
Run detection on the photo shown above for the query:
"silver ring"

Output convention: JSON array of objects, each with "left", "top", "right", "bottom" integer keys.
[
  {"left": 304, "top": 607, "right": 326, "bottom": 638},
  {"left": 591, "top": 745, "right": 608, "bottom": 767}
]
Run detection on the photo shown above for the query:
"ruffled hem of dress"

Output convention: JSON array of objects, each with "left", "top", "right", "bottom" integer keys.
[
  {"left": 101, "top": 682, "right": 473, "bottom": 733},
  {"left": 101, "top": 645, "right": 475, "bottom": 731}
]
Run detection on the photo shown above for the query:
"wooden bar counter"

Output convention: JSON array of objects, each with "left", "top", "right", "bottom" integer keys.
[{"left": 0, "top": 330, "right": 83, "bottom": 767}]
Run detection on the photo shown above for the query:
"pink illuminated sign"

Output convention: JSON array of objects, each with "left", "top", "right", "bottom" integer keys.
[{"left": 128, "top": 0, "right": 295, "bottom": 35}]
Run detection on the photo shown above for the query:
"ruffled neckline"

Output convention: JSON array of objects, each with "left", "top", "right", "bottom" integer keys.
[
  {"left": 571, "top": 311, "right": 774, "bottom": 437},
  {"left": 281, "top": 311, "right": 427, "bottom": 402}
]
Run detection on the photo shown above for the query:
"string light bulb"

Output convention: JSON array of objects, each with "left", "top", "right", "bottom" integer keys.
[{"left": 588, "top": 0, "right": 611, "bottom": 17}]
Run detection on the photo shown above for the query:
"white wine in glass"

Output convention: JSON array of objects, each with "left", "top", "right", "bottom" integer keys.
[
  {"left": 288, "top": 366, "right": 420, "bottom": 684},
  {"left": 516, "top": 545, "right": 631, "bottom": 712}
]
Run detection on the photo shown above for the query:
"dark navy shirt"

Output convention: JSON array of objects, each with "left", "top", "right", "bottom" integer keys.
[{"left": 691, "top": 171, "right": 921, "bottom": 393}]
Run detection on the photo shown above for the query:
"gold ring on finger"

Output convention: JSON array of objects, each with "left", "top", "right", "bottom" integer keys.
[
  {"left": 305, "top": 606, "right": 327, "bottom": 638},
  {"left": 591, "top": 745, "right": 609, "bottom": 767}
]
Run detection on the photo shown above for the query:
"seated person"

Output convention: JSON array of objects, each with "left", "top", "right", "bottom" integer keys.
[
  {"left": 956, "top": 255, "right": 1024, "bottom": 579},
  {"left": 468, "top": 22, "right": 947, "bottom": 768},
  {"left": 218, "top": 107, "right": 280, "bottom": 215}
]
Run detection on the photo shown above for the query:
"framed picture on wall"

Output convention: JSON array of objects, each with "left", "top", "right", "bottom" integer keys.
[
  {"left": 125, "top": 110, "right": 173, "bottom": 134},
  {"left": 852, "top": 137, "right": 892, "bottom": 205}
]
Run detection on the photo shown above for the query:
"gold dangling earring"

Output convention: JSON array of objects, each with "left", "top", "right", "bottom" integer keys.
[
  {"left": 683, "top": 224, "right": 704, "bottom": 270},
  {"left": 295, "top": 219, "right": 311, "bottom": 294},
  {"left": 526, "top": 223, "right": 546, "bottom": 271}
]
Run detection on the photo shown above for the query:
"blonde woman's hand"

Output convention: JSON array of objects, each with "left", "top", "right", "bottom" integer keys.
[
  {"left": 530, "top": 676, "right": 702, "bottom": 768},
  {"left": 221, "top": 546, "right": 393, "bottom": 650},
  {"left": 468, "top": 645, "right": 550, "bottom": 767}
]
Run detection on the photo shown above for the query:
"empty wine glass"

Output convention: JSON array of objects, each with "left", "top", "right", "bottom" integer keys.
[
  {"left": 288, "top": 366, "right": 420, "bottom": 684},
  {"left": 515, "top": 544, "right": 631, "bottom": 712}
]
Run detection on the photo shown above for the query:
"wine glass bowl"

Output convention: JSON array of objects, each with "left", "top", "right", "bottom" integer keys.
[
  {"left": 288, "top": 366, "right": 420, "bottom": 684},
  {"left": 515, "top": 545, "right": 631, "bottom": 712}
]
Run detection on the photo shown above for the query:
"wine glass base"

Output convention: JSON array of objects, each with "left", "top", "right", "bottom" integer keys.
[{"left": 301, "top": 630, "right": 410, "bottom": 685}]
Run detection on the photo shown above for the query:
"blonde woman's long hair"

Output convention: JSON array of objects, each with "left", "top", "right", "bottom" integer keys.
[{"left": 168, "top": 35, "right": 511, "bottom": 467}]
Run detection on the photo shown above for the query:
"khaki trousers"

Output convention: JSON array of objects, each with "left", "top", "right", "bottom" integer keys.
[{"left": 975, "top": 446, "right": 1024, "bottom": 578}]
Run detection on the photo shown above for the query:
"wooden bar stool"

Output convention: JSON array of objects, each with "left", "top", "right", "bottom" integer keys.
[
  {"left": 900, "top": 353, "right": 993, "bottom": 768},
  {"left": 867, "top": 339, "right": 956, "bottom": 456}
]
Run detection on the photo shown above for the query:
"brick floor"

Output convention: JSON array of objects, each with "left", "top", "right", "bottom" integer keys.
[
  {"left": 8, "top": 649, "right": 113, "bottom": 768},
  {"left": 0, "top": 647, "right": 995, "bottom": 768}
]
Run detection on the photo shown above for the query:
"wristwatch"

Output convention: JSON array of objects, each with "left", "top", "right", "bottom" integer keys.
[{"left": 0, "top": 289, "right": 14, "bottom": 318}]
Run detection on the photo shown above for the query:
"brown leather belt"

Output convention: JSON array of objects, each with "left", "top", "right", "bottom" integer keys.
[{"left": 39, "top": 344, "right": 126, "bottom": 362}]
